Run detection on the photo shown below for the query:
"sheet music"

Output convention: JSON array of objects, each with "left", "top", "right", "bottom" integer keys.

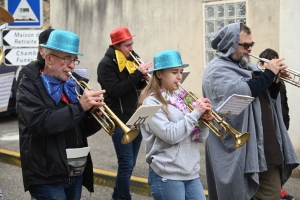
[
  {"left": 74, "top": 68, "right": 87, "bottom": 78},
  {"left": 0, "top": 72, "right": 15, "bottom": 112},
  {"left": 66, "top": 147, "right": 90, "bottom": 159},
  {"left": 126, "top": 105, "right": 162, "bottom": 126},
  {"left": 181, "top": 71, "right": 190, "bottom": 83},
  {"left": 216, "top": 94, "right": 254, "bottom": 116}
]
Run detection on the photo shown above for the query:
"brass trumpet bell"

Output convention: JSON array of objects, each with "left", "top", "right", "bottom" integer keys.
[
  {"left": 0, "top": 47, "right": 4, "bottom": 64},
  {"left": 180, "top": 86, "right": 250, "bottom": 149},
  {"left": 68, "top": 72, "right": 139, "bottom": 144},
  {"left": 202, "top": 110, "right": 250, "bottom": 149}
]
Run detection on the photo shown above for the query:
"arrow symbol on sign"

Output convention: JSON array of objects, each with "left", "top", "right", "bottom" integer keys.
[
  {"left": 4, "top": 48, "right": 38, "bottom": 66},
  {"left": 2, "top": 29, "right": 42, "bottom": 47}
]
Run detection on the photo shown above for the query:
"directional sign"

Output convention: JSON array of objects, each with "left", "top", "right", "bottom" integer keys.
[
  {"left": 5, "top": 0, "right": 43, "bottom": 28},
  {"left": 4, "top": 48, "right": 38, "bottom": 66},
  {"left": 2, "top": 29, "right": 42, "bottom": 47}
]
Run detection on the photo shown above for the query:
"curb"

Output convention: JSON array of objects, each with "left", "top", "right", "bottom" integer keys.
[{"left": 0, "top": 148, "right": 208, "bottom": 198}]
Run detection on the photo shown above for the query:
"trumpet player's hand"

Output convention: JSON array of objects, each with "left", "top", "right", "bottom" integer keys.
[
  {"left": 137, "top": 62, "right": 152, "bottom": 75},
  {"left": 79, "top": 89, "right": 106, "bottom": 112},
  {"left": 280, "top": 69, "right": 292, "bottom": 80},
  {"left": 265, "top": 58, "right": 287, "bottom": 75},
  {"left": 195, "top": 97, "right": 212, "bottom": 114},
  {"left": 200, "top": 112, "right": 215, "bottom": 121}
]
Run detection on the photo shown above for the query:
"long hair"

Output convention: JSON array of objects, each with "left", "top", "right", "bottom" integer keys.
[{"left": 137, "top": 71, "right": 168, "bottom": 112}]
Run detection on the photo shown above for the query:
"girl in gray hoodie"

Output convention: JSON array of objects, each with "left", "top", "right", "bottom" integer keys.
[{"left": 138, "top": 50, "right": 212, "bottom": 200}]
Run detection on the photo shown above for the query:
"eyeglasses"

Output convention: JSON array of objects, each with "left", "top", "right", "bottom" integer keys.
[
  {"left": 238, "top": 42, "right": 255, "bottom": 50},
  {"left": 50, "top": 53, "right": 80, "bottom": 65}
]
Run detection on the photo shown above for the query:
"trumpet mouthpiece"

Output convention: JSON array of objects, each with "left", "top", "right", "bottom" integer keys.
[{"left": 68, "top": 71, "right": 72, "bottom": 76}]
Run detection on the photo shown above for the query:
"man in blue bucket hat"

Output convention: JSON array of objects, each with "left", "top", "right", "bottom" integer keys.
[{"left": 17, "top": 30, "right": 105, "bottom": 199}]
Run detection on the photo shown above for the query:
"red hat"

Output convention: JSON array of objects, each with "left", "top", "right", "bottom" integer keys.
[{"left": 109, "top": 27, "right": 135, "bottom": 46}]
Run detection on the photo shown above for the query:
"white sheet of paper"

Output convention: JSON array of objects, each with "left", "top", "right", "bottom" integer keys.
[
  {"left": 181, "top": 71, "right": 190, "bottom": 83},
  {"left": 0, "top": 72, "right": 15, "bottom": 112},
  {"left": 126, "top": 105, "right": 162, "bottom": 125},
  {"left": 74, "top": 68, "right": 87, "bottom": 78},
  {"left": 66, "top": 147, "right": 90, "bottom": 159},
  {"left": 216, "top": 94, "right": 254, "bottom": 116}
]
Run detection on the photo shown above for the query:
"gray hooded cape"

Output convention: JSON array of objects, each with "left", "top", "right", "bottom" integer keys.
[{"left": 202, "top": 23, "right": 299, "bottom": 200}]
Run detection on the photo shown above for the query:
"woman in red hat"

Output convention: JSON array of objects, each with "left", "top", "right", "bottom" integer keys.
[{"left": 97, "top": 27, "right": 152, "bottom": 200}]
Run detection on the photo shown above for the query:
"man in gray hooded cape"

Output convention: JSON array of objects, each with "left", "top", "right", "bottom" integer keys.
[{"left": 202, "top": 23, "right": 299, "bottom": 200}]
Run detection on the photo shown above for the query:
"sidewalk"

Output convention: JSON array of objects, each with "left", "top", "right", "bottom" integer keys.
[{"left": 0, "top": 114, "right": 299, "bottom": 199}]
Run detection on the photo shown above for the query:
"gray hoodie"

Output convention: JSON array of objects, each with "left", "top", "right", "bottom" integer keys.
[
  {"left": 140, "top": 94, "right": 208, "bottom": 181},
  {"left": 202, "top": 23, "right": 299, "bottom": 200}
]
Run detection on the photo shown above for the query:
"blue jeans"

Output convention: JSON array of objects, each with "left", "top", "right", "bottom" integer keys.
[
  {"left": 29, "top": 175, "right": 83, "bottom": 200},
  {"left": 112, "top": 126, "right": 142, "bottom": 200},
  {"left": 148, "top": 167, "right": 206, "bottom": 200}
]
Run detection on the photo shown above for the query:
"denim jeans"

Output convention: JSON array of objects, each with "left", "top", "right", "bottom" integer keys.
[
  {"left": 29, "top": 175, "right": 83, "bottom": 200},
  {"left": 148, "top": 167, "right": 206, "bottom": 200},
  {"left": 111, "top": 126, "right": 142, "bottom": 200}
]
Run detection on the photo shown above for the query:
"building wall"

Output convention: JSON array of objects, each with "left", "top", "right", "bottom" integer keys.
[
  {"left": 280, "top": 0, "right": 300, "bottom": 177},
  {"left": 51, "top": 0, "right": 299, "bottom": 177}
]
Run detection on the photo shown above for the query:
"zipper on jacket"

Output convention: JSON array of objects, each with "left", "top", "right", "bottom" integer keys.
[
  {"left": 135, "top": 86, "right": 138, "bottom": 98},
  {"left": 119, "top": 98, "right": 123, "bottom": 114},
  {"left": 75, "top": 126, "right": 79, "bottom": 147}
]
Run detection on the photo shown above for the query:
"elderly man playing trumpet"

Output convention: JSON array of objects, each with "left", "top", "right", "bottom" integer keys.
[
  {"left": 202, "top": 23, "right": 299, "bottom": 200},
  {"left": 17, "top": 30, "right": 105, "bottom": 199}
]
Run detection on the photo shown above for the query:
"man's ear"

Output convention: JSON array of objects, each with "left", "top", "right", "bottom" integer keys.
[
  {"left": 113, "top": 44, "right": 120, "bottom": 50},
  {"left": 44, "top": 53, "right": 52, "bottom": 64}
]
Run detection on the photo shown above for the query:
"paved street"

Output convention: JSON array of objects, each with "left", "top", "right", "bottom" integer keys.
[{"left": 0, "top": 113, "right": 299, "bottom": 199}]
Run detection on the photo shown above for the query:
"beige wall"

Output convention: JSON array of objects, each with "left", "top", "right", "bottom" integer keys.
[
  {"left": 280, "top": 0, "right": 300, "bottom": 177},
  {"left": 50, "top": 0, "right": 205, "bottom": 92},
  {"left": 50, "top": 0, "right": 299, "bottom": 176}
]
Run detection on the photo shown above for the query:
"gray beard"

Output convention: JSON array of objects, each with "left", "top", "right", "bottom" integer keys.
[{"left": 239, "top": 57, "right": 250, "bottom": 69}]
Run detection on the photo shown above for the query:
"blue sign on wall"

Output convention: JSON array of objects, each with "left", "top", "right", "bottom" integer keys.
[{"left": 5, "top": 0, "right": 43, "bottom": 28}]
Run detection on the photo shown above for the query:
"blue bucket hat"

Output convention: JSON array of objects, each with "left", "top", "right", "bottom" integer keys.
[
  {"left": 150, "top": 50, "right": 189, "bottom": 74},
  {"left": 40, "top": 30, "right": 83, "bottom": 56}
]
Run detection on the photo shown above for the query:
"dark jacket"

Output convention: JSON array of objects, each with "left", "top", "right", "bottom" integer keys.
[
  {"left": 97, "top": 47, "right": 147, "bottom": 123},
  {"left": 280, "top": 82, "right": 290, "bottom": 130},
  {"left": 17, "top": 60, "right": 101, "bottom": 192}
]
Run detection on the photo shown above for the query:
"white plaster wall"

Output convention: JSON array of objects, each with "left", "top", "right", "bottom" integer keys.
[
  {"left": 280, "top": 0, "right": 300, "bottom": 176},
  {"left": 50, "top": 0, "right": 205, "bottom": 95}
]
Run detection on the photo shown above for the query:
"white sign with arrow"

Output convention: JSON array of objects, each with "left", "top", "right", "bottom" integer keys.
[
  {"left": 2, "top": 29, "right": 42, "bottom": 47},
  {"left": 4, "top": 48, "right": 38, "bottom": 66}
]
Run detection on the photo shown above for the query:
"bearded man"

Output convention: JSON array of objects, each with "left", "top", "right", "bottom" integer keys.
[{"left": 202, "top": 23, "right": 299, "bottom": 200}]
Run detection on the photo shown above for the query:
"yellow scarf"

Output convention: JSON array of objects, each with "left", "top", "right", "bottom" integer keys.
[{"left": 115, "top": 50, "right": 136, "bottom": 74}]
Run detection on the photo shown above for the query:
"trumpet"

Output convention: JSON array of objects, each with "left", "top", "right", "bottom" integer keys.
[
  {"left": 130, "top": 51, "right": 144, "bottom": 66},
  {"left": 129, "top": 51, "right": 151, "bottom": 83},
  {"left": 178, "top": 83, "right": 250, "bottom": 149},
  {"left": 68, "top": 72, "right": 140, "bottom": 144},
  {"left": 0, "top": 47, "right": 4, "bottom": 64},
  {"left": 130, "top": 52, "right": 249, "bottom": 148},
  {"left": 248, "top": 53, "right": 300, "bottom": 87}
]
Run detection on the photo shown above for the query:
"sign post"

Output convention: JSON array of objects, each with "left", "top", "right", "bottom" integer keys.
[
  {"left": 4, "top": 48, "right": 39, "bottom": 65},
  {"left": 2, "top": 29, "right": 41, "bottom": 47},
  {"left": 5, "top": 0, "right": 43, "bottom": 28},
  {"left": 2, "top": 29, "right": 42, "bottom": 66}
]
